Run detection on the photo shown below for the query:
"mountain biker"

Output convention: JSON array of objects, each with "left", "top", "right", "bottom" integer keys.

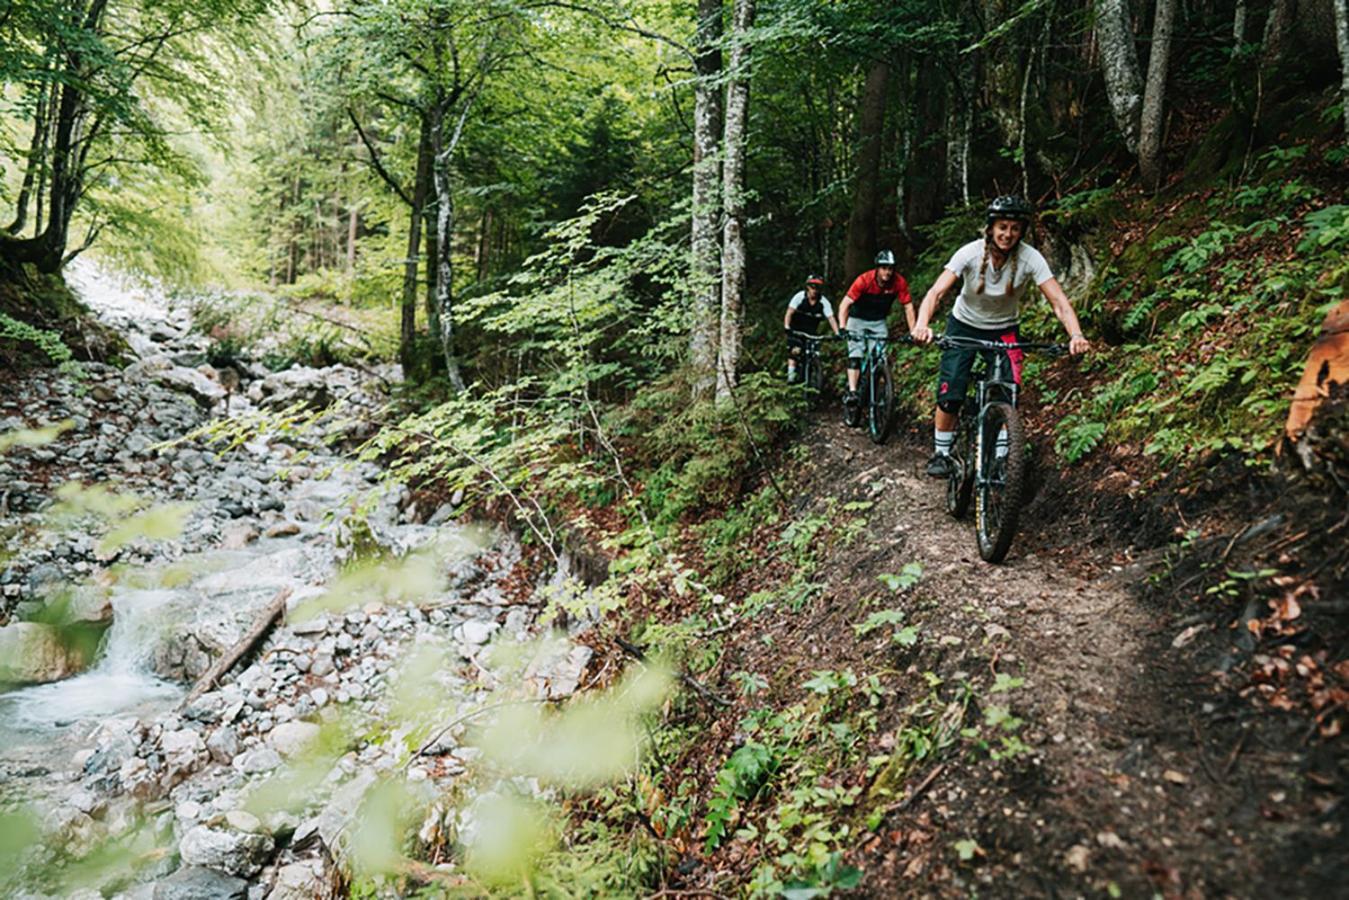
[
  {"left": 838, "top": 250, "right": 915, "bottom": 423},
  {"left": 910, "top": 196, "right": 1090, "bottom": 476},
  {"left": 783, "top": 274, "right": 841, "bottom": 383}
]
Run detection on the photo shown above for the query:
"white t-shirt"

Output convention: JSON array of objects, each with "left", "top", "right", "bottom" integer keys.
[
  {"left": 788, "top": 291, "right": 833, "bottom": 318},
  {"left": 945, "top": 240, "right": 1054, "bottom": 329}
]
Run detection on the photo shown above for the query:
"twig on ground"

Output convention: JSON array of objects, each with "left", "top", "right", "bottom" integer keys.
[
  {"left": 616, "top": 636, "right": 731, "bottom": 708},
  {"left": 407, "top": 697, "right": 549, "bottom": 766},
  {"left": 885, "top": 762, "right": 946, "bottom": 815}
]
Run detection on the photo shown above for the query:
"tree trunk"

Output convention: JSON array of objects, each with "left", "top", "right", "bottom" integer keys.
[
  {"left": 716, "top": 0, "right": 755, "bottom": 403},
  {"left": 845, "top": 61, "right": 889, "bottom": 278},
  {"left": 7, "top": 86, "right": 50, "bottom": 236},
  {"left": 1334, "top": 0, "right": 1349, "bottom": 138},
  {"left": 690, "top": 0, "right": 724, "bottom": 397},
  {"left": 400, "top": 118, "right": 434, "bottom": 377},
  {"left": 424, "top": 205, "right": 441, "bottom": 349},
  {"left": 1261, "top": 0, "right": 1295, "bottom": 71},
  {"left": 346, "top": 205, "right": 358, "bottom": 274},
  {"left": 1094, "top": 0, "right": 1143, "bottom": 154},
  {"left": 432, "top": 103, "right": 466, "bottom": 392},
  {"left": 1138, "top": 0, "right": 1178, "bottom": 189}
]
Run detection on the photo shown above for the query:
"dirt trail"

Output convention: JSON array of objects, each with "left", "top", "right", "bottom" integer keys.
[{"left": 774, "top": 410, "right": 1341, "bottom": 897}]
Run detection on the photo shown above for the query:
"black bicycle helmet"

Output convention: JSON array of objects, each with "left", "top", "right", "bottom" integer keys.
[
  {"left": 985, "top": 195, "right": 1033, "bottom": 225},
  {"left": 874, "top": 250, "right": 896, "bottom": 266},
  {"left": 805, "top": 274, "right": 825, "bottom": 286}
]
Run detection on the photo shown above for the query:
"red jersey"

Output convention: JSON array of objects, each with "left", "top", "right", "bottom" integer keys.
[{"left": 845, "top": 269, "right": 911, "bottom": 321}]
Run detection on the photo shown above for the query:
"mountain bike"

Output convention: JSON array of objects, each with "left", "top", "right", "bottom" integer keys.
[
  {"left": 928, "top": 334, "right": 1065, "bottom": 563},
  {"left": 786, "top": 330, "right": 832, "bottom": 396},
  {"left": 843, "top": 331, "right": 894, "bottom": 445}
]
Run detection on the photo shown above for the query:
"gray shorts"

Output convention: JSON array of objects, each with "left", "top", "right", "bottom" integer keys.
[{"left": 846, "top": 318, "right": 889, "bottom": 363}]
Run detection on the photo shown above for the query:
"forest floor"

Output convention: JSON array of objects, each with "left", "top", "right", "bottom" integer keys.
[{"left": 633, "top": 397, "right": 1347, "bottom": 898}]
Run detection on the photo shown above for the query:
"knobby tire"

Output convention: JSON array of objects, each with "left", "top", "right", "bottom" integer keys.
[
  {"left": 867, "top": 354, "right": 895, "bottom": 445},
  {"left": 946, "top": 412, "right": 974, "bottom": 519},
  {"left": 975, "top": 402, "right": 1027, "bottom": 563}
]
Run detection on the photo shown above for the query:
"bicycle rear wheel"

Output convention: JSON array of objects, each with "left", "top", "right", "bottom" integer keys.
[
  {"left": 946, "top": 414, "right": 974, "bottom": 518},
  {"left": 867, "top": 355, "right": 895, "bottom": 445},
  {"left": 975, "top": 402, "right": 1027, "bottom": 563}
]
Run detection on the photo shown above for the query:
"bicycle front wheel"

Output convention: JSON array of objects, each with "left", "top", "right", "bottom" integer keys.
[
  {"left": 867, "top": 355, "right": 895, "bottom": 445},
  {"left": 975, "top": 402, "right": 1027, "bottom": 563},
  {"left": 946, "top": 414, "right": 974, "bottom": 519},
  {"left": 808, "top": 354, "right": 824, "bottom": 393}
]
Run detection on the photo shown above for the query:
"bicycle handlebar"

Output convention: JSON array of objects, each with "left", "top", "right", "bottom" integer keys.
[
  {"left": 920, "top": 334, "right": 1067, "bottom": 355},
  {"left": 787, "top": 330, "right": 847, "bottom": 342}
]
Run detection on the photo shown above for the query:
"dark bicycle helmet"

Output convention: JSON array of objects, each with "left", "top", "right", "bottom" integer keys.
[
  {"left": 985, "top": 195, "right": 1033, "bottom": 225},
  {"left": 874, "top": 250, "right": 896, "bottom": 266},
  {"left": 805, "top": 273, "right": 825, "bottom": 286}
]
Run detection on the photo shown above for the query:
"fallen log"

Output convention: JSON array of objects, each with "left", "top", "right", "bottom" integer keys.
[{"left": 179, "top": 587, "right": 292, "bottom": 709}]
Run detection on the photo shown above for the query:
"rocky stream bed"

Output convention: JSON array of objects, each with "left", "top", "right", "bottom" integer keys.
[{"left": 0, "top": 264, "right": 591, "bottom": 898}]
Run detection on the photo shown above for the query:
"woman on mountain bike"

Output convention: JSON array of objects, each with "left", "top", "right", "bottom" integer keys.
[
  {"left": 783, "top": 273, "right": 841, "bottom": 383},
  {"left": 839, "top": 250, "right": 915, "bottom": 424},
  {"left": 910, "top": 195, "right": 1091, "bottom": 477}
]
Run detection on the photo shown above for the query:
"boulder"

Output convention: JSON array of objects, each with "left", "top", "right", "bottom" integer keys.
[
  {"left": 178, "top": 824, "right": 274, "bottom": 877},
  {"left": 266, "top": 858, "right": 336, "bottom": 900},
  {"left": 268, "top": 721, "right": 320, "bottom": 758},
  {"left": 152, "top": 866, "right": 248, "bottom": 900},
  {"left": 0, "top": 622, "right": 88, "bottom": 684}
]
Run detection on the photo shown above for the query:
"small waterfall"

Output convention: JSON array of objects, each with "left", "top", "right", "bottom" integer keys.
[{"left": 0, "top": 588, "right": 184, "bottom": 731}]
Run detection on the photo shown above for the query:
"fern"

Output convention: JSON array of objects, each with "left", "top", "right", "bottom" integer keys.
[
  {"left": 1122, "top": 293, "right": 1161, "bottom": 332},
  {"left": 1055, "top": 418, "right": 1106, "bottom": 463}
]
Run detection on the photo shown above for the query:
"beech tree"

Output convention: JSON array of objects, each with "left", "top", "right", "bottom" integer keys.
[
  {"left": 1094, "top": 0, "right": 1143, "bottom": 155},
  {"left": 1138, "top": 0, "right": 1178, "bottom": 188},
  {"left": 1335, "top": 0, "right": 1349, "bottom": 138},
  {"left": 716, "top": 0, "right": 755, "bottom": 401},
  {"left": 690, "top": 0, "right": 724, "bottom": 397}
]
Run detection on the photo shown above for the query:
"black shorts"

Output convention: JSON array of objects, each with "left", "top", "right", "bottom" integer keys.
[{"left": 936, "top": 314, "right": 1022, "bottom": 407}]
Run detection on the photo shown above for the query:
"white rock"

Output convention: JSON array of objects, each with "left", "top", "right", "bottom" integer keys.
[
  {"left": 460, "top": 620, "right": 498, "bottom": 646},
  {"left": 267, "top": 721, "right": 320, "bottom": 758},
  {"left": 179, "top": 824, "right": 273, "bottom": 877}
]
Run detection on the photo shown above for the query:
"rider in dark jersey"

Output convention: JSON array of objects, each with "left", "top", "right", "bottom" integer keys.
[{"left": 783, "top": 274, "right": 840, "bottom": 383}]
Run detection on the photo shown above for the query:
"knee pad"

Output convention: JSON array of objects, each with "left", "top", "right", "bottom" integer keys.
[
  {"left": 937, "top": 399, "right": 963, "bottom": 414},
  {"left": 848, "top": 357, "right": 862, "bottom": 369}
]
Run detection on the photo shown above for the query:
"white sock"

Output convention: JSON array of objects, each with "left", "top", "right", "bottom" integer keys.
[
  {"left": 934, "top": 429, "right": 955, "bottom": 456},
  {"left": 995, "top": 427, "right": 1008, "bottom": 459}
]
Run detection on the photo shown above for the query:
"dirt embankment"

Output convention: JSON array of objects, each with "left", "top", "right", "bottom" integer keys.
[{"left": 630, "top": 399, "right": 1345, "bottom": 897}]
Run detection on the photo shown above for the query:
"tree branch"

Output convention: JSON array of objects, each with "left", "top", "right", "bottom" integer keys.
[{"left": 347, "top": 109, "right": 414, "bottom": 207}]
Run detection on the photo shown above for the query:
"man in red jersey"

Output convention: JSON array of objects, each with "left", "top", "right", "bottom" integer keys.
[{"left": 837, "top": 250, "right": 915, "bottom": 423}]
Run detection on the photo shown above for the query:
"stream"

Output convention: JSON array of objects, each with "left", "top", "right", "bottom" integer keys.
[{"left": 0, "top": 263, "right": 576, "bottom": 899}]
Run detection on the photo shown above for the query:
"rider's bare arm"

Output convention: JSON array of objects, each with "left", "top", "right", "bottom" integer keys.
[
  {"left": 783, "top": 307, "right": 795, "bottom": 331},
  {"left": 828, "top": 314, "right": 841, "bottom": 334},
  {"left": 1038, "top": 277, "right": 1090, "bottom": 355},
  {"left": 837, "top": 295, "right": 853, "bottom": 332},
  {"left": 912, "top": 269, "right": 959, "bottom": 342},
  {"left": 903, "top": 299, "right": 917, "bottom": 332}
]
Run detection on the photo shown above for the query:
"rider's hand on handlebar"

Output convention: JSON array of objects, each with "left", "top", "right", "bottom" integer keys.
[
  {"left": 910, "top": 324, "right": 934, "bottom": 345},
  {"left": 1068, "top": 334, "right": 1090, "bottom": 356}
]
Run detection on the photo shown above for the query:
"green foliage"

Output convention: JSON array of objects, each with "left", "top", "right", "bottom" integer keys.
[
  {"left": 705, "top": 741, "right": 781, "bottom": 851},
  {"left": 877, "top": 562, "right": 924, "bottom": 592},
  {"left": 1297, "top": 205, "right": 1349, "bottom": 254},
  {"left": 0, "top": 311, "right": 77, "bottom": 369},
  {"left": 1054, "top": 417, "right": 1106, "bottom": 463}
]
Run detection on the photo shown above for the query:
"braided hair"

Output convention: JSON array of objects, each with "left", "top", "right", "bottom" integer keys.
[{"left": 974, "top": 229, "right": 1020, "bottom": 297}]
